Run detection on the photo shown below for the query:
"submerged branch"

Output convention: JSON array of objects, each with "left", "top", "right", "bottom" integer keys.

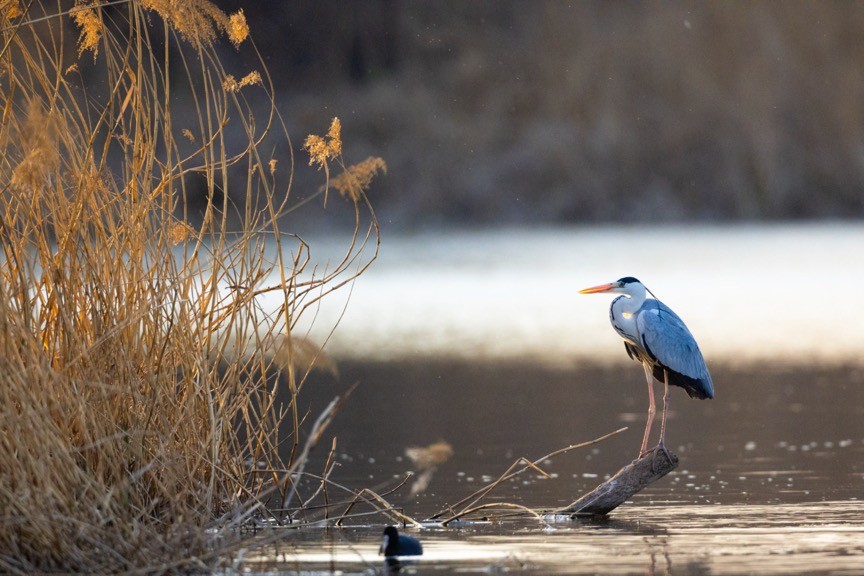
[{"left": 550, "top": 445, "right": 679, "bottom": 517}]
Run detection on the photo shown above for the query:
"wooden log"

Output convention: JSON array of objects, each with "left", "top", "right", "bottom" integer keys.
[{"left": 551, "top": 445, "right": 679, "bottom": 517}]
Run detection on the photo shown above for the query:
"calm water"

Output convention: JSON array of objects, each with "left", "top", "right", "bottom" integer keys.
[
  {"left": 241, "top": 361, "right": 864, "bottom": 574},
  {"left": 294, "top": 223, "right": 864, "bottom": 365},
  {"left": 298, "top": 362, "right": 864, "bottom": 511},
  {"left": 238, "top": 224, "right": 864, "bottom": 574},
  {"left": 249, "top": 503, "right": 864, "bottom": 575}
]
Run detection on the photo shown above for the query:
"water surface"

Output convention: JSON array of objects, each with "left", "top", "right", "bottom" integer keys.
[
  {"left": 246, "top": 361, "right": 864, "bottom": 574},
  {"left": 293, "top": 223, "right": 864, "bottom": 364},
  {"left": 243, "top": 224, "right": 864, "bottom": 573},
  {"left": 251, "top": 501, "right": 864, "bottom": 575}
]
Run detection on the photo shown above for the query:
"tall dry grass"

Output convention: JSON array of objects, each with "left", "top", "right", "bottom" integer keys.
[{"left": 0, "top": 1, "right": 381, "bottom": 572}]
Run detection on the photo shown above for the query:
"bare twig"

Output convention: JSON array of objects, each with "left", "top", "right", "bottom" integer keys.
[
  {"left": 280, "top": 385, "right": 356, "bottom": 510},
  {"left": 300, "top": 437, "right": 338, "bottom": 517},
  {"left": 441, "top": 502, "right": 545, "bottom": 526},
  {"left": 336, "top": 488, "right": 421, "bottom": 527},
  {"left": 429, "top": 427, "right": 627, "bottom": 521}
]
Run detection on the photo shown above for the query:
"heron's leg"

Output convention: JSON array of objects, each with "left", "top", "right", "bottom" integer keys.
[
  {"left": 659, "top": 369, "right": 670, "bottom": 446},
  {"left": 652, "top": 369, "right": 674, "bottom": 468},
  {"left": 639, "top": 363, "right": 656, "bottom": 457}
]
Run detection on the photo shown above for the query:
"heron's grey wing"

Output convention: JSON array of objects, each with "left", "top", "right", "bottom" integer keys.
[{"left": 635, "top": 301, "right": 710, "bottom": 380}]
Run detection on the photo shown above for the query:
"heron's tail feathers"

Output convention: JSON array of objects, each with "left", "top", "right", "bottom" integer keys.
[{"left": 657, "top": 365, "right": 714, "bottom": 399}]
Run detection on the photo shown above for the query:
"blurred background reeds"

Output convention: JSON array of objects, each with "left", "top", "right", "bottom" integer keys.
[{"left": 215, "top": 1, "right": 864, "bottom": 229}]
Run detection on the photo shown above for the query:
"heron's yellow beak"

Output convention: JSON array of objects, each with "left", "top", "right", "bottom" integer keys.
[{"left": 578, "top": 282, "right": 617, "bottom": 294}]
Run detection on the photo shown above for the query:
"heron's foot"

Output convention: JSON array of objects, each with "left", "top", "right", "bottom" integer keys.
[{"left": 648, "top": 441, "right": 674, "bottom": 473}]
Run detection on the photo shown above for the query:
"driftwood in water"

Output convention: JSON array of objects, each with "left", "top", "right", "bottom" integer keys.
[{"left": 552, "top": 445, "right": 678, "bottom": 517}]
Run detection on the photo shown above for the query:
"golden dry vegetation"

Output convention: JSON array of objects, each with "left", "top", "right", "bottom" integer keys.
[{"left": 0, "top": 1, "right": 383, "bottom": 572}]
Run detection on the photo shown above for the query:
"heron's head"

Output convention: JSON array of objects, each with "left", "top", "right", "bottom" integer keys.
[{"left": 579, "top": 277, "right": 644, "bottom": 297}]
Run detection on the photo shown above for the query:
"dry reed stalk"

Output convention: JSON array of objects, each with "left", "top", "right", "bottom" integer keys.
[
  {"left": 274, "top": 471, "right": 414, "bottom": 524},
  {"left": 334, "top": 488, "right": 421, "bottom": 528},
  {"left": 429, "top": 427, "right": 628, "bottom": 522},
  {"left": 0, "top": 1, "right": 383, "bottom": 572},
  {"left": 441, "top": 502, "right": 545, "bottom": 526}
]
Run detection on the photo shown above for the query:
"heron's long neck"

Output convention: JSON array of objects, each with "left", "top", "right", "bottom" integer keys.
[
  {"left": 610, "top": 285, "right": 647, "bottom": 341},
  {"left": 618, "top": 283, "right": 647, "bottom": 314}
]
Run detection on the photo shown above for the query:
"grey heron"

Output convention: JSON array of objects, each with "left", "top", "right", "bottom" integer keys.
[
  {"left": 380, "top": 525, "right": 423, "bottom": 557},
  {"left": 579, "top": 277, "right": 713, "bottom": 457}
]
